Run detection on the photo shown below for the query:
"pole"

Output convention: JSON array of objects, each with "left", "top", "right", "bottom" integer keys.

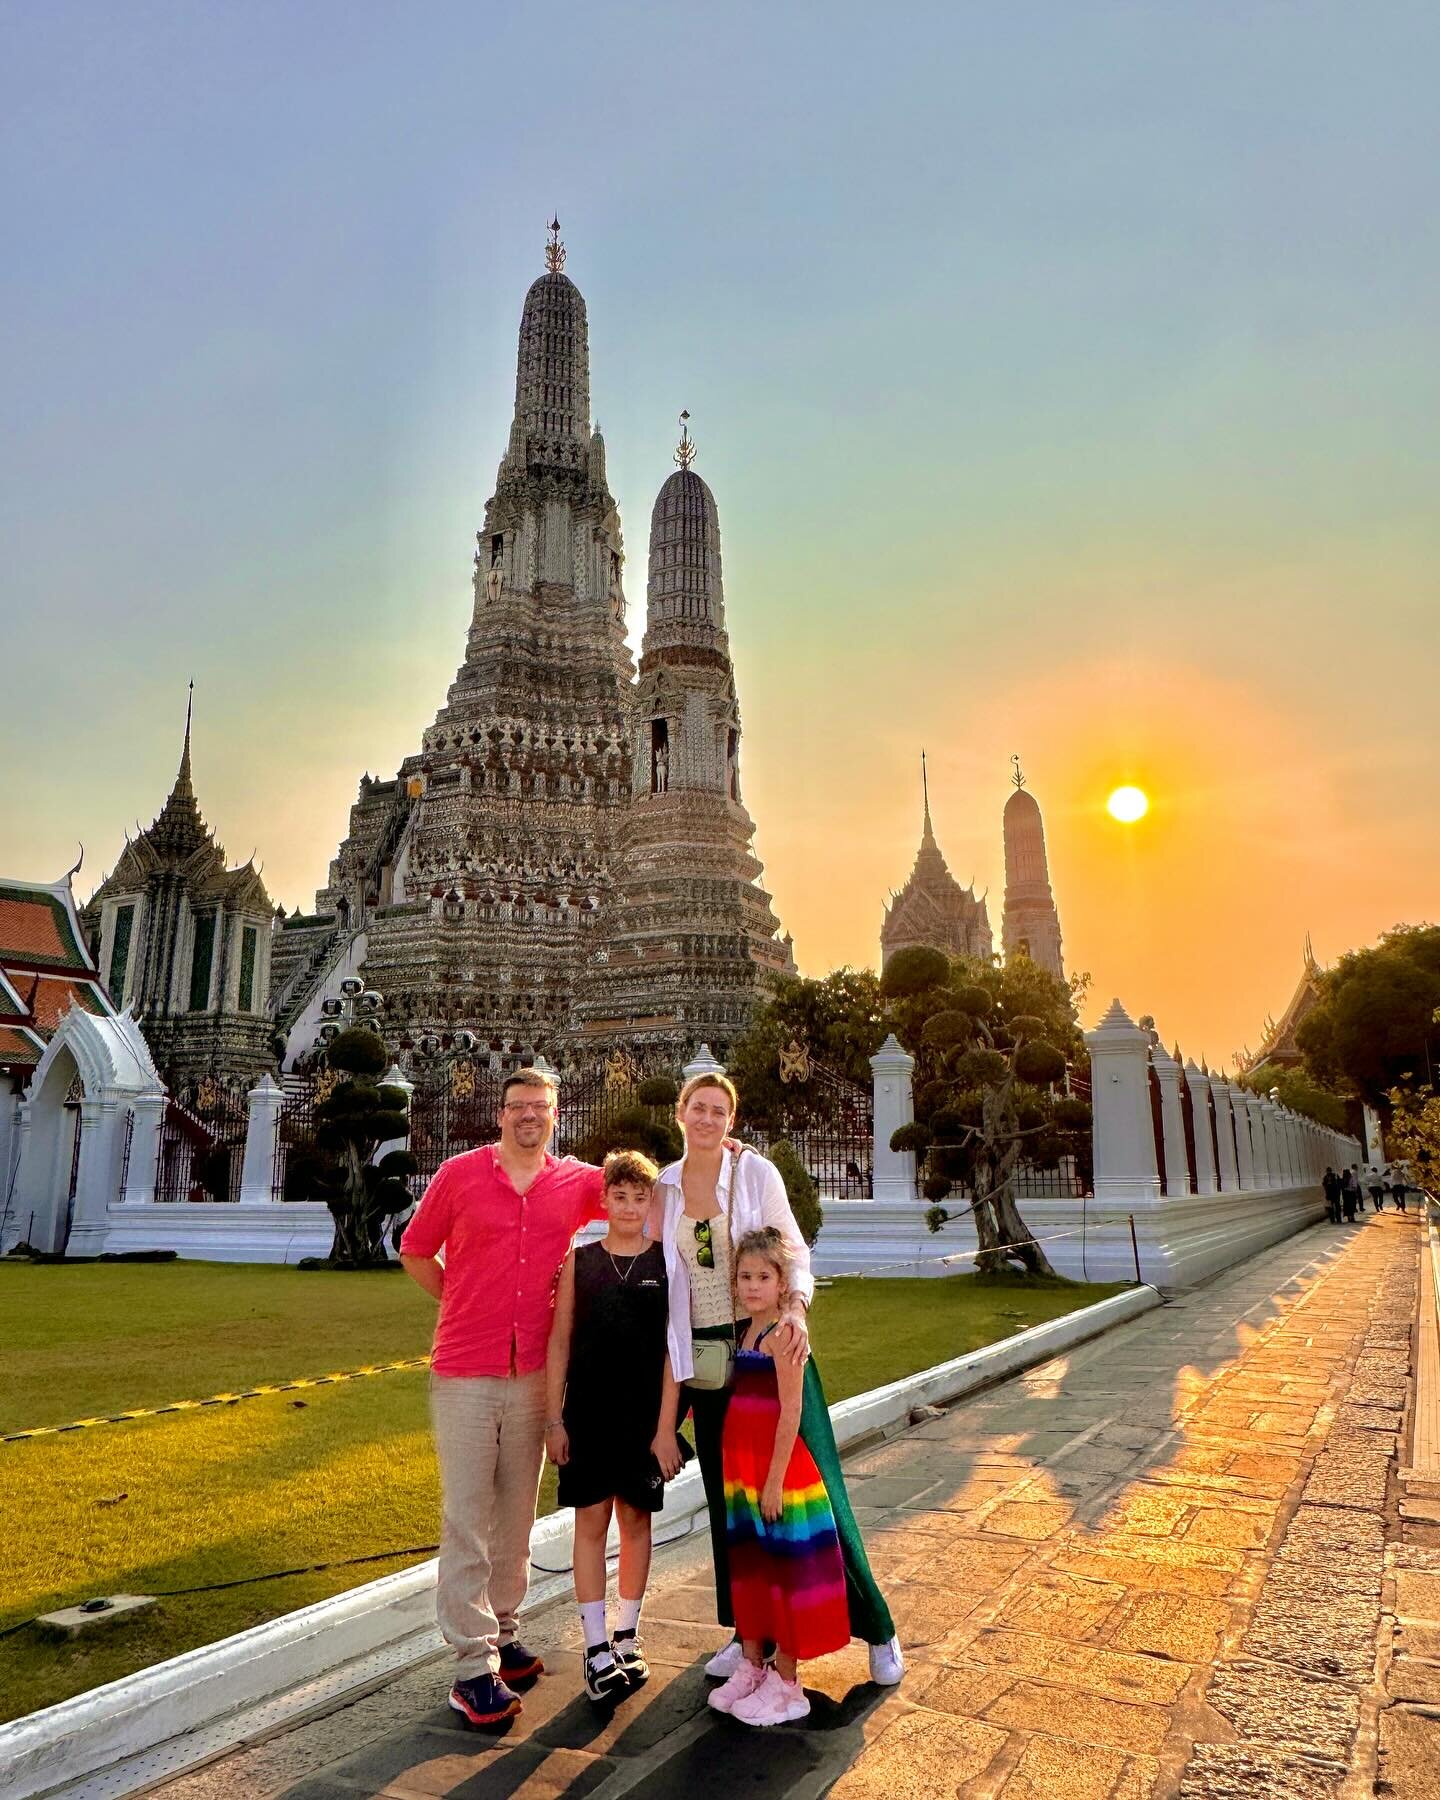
[{"left": 1128, "top": 1212, "right": 1141, "bottom": 1285}]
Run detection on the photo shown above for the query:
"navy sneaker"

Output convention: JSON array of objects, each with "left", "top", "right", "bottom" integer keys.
[
  {"left": 498, "top": 1640, "right": 545, "bottom": 1685},
  {"left": 448, "top": 1673, "right": 522, "bottom": 1727},
  {"left": 612, "top": 1629, "right": 649, "bottom": 1689},
  {"left": 583, "top": 1643, "right": 630, "bottom": 1705}
]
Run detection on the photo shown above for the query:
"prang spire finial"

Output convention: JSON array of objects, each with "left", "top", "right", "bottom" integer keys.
[
  {"left": 921, "top": 749, "right": 933, "bottom": 835},
  {"left": 176, "top": 679, "right": 195, "bottom": 796},
  {"left": 1011, "top": 753, "right": 1026, "bottom": 792},
  {"left": 545, "top": 217, "right": 566, "bottom": 274},
  {"left": 674, "top": 409, "right": 696, "bottom": 470}
]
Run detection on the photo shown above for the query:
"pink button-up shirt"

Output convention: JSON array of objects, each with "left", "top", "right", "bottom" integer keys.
[{"left": 400, "top": 1145, "right": 605, "bottom": 1378}]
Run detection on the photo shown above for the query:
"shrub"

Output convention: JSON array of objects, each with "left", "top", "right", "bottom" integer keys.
[
  {"left": 956, "top": 1047, "right": 1007, "bottom": 1088},
  {"left": 921, "top": 1010, "right": 974, "bottom": 1051},
  {"left": 923, "top": 1173, "right": 953, "bottom": 1202},
  {"left": 953, "top": 984, "right": 995, "bottom": 1018},
  {"left": 636, "top": 1075, "right": 679, "bottom": 1107},
  {"left": 1014, "top": 1041, "right": 1067, "bottom": 1087},
  {"left": 889, "top": 1122, "right": 933, "bottom": 1157},
  {"left": 1053, "top": 1096, "right": 1092, "bottom": 1131},
  {"left": 880, "top": 945, "right": 950, "bottom": 999},
  {"left": 768, "top": 1138, "right": 823, "bottom": 1246}
]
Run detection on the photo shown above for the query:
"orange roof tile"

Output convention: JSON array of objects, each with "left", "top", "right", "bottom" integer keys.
[
  {"left": 0, "top": 1026, "right": 39, "bottom": 1066},
  {"left": 0, "top": 888, "right": 86, "bottom": 969},
  {"left": 27, "top": 975, "right": 107, "bottom": 1033}
]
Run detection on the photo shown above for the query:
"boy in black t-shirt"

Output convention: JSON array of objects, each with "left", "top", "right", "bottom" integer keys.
[{"left": 545, "top": 1150, "right": 688, "bottom": 1702}]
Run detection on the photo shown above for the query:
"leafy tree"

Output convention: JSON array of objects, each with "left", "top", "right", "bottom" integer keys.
[
  {"left": 1236, "top": 1062, "right": 1349, "bottom": 1133},
  {"left": 888, "top": 954, "right": 1089, "bottom": 1278},
  {"left": 1385, "top": 1083, "right": 1440, "bottom": 1193},
  {"left": 728, "top": 968, "right": 886, "bottom": 1129},
  {"left": 1297, "top": 926, "right": 1440, "bottom": 1106},
  {"left": 768, "top": 1138, "right": 823, "bottom": 1246},
  {"left": 306, "top": 1028, "right": 417, "bottom": 1268}
]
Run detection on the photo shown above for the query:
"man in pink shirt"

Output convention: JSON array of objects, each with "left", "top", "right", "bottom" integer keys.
[{"left": 400, "top": 1065, "right": 604, "bottom": 1726}]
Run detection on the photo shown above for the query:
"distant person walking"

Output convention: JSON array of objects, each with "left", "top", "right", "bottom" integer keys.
[
  {"left": 1368, "top": 1168, "right": 1385, "bottom": 1211},
  {"left": 1390, "top": 1167, "right": 1409, "bottom": 1214},
  {"left": 1322, "top": 1167, "right": 1342, "bottom": 1225},
  {"left": 1341, "top": 1167, "right": 1359, "bottom": 1222}
]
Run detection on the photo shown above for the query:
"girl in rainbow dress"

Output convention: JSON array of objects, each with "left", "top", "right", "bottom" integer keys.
[{"left": 708, "top": 1227, "right": 896, "bottom": 1727}]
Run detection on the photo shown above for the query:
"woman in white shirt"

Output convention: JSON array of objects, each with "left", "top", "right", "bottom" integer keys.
[{"left": 648, "top": 1070, "right": 902, "bottom": 1688}]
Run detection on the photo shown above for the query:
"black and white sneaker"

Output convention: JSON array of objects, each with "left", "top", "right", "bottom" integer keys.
[
  {"left": 612, "top": 1629, "right": 649, "bottom": 1688},
  {"left": 583, "top": 1642, "right": 630, "bottom": 1705}
]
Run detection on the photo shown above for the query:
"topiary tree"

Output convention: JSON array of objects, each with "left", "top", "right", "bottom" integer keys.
[
  {"left": 891, "top": 955, "right": 1091, "bottom": 1278},
  {"left": 576, "top": 1089, "right": 683, "bottom": 1168},
  {"left": 307, "top": 1027, "right": 417, "bottom": 1268},
  {"left": 767, "top": 1138, "right": 823, "bottom": 1247}
]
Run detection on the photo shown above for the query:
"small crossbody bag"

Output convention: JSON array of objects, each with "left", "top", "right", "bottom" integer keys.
[{"left": 685, "top": 1327, "right": 735, "bottom": 1392}]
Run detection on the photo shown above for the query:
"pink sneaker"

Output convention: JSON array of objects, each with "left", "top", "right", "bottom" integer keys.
[
  {"left": 731, "top": 1667, "right": 810, "bottom": 1727},
  {"left": 708, "top": 1657, "right": 767, "bottom": 1714}
]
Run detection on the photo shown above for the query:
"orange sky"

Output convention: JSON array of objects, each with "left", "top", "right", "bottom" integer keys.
[{"left": 4, "top": 6, "right": 1437, "bottom": 1067}]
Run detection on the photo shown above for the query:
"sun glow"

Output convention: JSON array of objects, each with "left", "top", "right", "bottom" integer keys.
[{"left": 1107, "top": 785, "right": 1149, "bottom": 823}]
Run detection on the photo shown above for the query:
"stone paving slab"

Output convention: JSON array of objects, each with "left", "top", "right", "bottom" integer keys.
[{"left": 145, "top": 1213, "right": 1425, "bottom": 1800}]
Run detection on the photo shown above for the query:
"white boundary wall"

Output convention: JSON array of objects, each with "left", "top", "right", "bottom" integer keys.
[{"left": 54, "top": 1002, "right": 1361, "bottom": 1287}]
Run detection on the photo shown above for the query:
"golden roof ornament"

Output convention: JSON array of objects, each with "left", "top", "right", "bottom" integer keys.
[
  {"left": 1011, "top": 753, "right": 1026, "bottom": 792},
  {"left": 674, "top": 409, "right": 696, "bottom": 471},
  {"left": 545, "top": 216, "right": 566, "bottom": 274},
  {"left": 778, "top": 1038, "right": 812, "bottom": 1085}
]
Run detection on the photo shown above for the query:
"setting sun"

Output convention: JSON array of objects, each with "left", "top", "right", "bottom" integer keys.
[{"left": 1107, "top": 785, "right": 1150, "bottom": 823}]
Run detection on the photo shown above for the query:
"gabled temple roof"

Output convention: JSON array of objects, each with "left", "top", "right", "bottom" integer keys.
[
  {"left": 1247, "top": 937, "right": 1325, "bottom": 1070},
  {"left": 0, "top": 875, "right": 115, "bottom": 1069},
  {"left": 87, "top": 691, "right": 273, "bottom": 916}
]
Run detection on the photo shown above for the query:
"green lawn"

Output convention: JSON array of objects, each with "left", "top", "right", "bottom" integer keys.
[{"left": 0, "top": 1259, "right": 1126, "bottom": 1722}]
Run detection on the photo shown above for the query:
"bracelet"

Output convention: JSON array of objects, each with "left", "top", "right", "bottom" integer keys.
[{"left": 544, "top": 1418, "right": 564, "bottom": 1430}]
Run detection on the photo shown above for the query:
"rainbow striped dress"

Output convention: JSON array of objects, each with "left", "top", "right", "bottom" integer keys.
[{"left": 721, "top": 1335, "right": 851, "bottom": 1661}]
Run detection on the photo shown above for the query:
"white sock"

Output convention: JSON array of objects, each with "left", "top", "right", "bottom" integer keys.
[
  {"left": 579, "top": 1600, "right": 609, "bottom": 1655},
  {"left": 616, "top": 1596, "right": 643, "bottom": 1636}
]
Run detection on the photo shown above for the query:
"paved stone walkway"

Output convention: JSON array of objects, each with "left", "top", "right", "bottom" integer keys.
[{"left": 149, "top": 1212, "right": 1425, "bottom": 1800}]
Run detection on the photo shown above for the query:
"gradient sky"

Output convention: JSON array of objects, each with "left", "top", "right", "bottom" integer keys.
[{"left": 4, "top": 2, "right": 1437, "bottom": 1066}]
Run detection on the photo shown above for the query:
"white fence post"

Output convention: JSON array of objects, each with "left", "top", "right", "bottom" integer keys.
[
  {"left": 1150, "top": 1046, "right": 1190, "bottom": 1197},
  {"left": 1211, "top": 1081, "right": 1240, "bottom": 1191},
  {"left": 870, "top": 1033, "right": 916, "bottom": 1203},
  {"left": 683, "top": 1044, "right": 726, "bottom": 1081},
  {"left": 240, "top": 1073, "right": 286, "bottom": 1204},
  {"left": 1186, "top": 1062, "right": 1218, "bottom": 1195},
  {"left": 1085, "top": 999, "right": 1161, "bottom": 1206},
  {"left": 122, "top": 1093, "right": 168, "bottom": 1204}
]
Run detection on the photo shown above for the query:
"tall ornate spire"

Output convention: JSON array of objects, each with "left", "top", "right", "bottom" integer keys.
[
  {"left": 505, "top": 218, "right": 591, "bottom": 474},
  {"left": 1002, "top": 759, "right": 1064, "bottom": 980},
  {"left": 882, "top": 761, "right": 993, "bottom": 970},
  {"left": 644, "top": 417, "right": 726, "bottom": 645}
]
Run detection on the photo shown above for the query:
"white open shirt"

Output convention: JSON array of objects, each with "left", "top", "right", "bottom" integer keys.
[{"left": 652, "top": 1145, "right": 816, "bottom": 1381}]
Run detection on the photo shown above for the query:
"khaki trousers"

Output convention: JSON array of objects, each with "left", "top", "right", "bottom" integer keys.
[{"left": 430, "top": 1370, "right": 546, "bottom": 1678}]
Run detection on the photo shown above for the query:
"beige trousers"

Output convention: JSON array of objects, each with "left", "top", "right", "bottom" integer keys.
[{"left": 430, "top": 1370, "right": 547, "bottom": 1678}]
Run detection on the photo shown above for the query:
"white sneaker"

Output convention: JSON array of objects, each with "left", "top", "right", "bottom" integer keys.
[
  {"left": 707, "top": 1657, "right": 766, "bottom": 1714},
  {"left": 704, "top": 1638, "right": 748, "bottom": 1679},
  {"left": 731, "top": 1667, "right": 810, "bottom": 1727},
  {"left": 868, "top": 1635, "right": 904, "bottom": 1685}
]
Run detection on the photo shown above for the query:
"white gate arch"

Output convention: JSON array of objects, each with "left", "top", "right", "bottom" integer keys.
[{"left": 8, "top": 1005, "right": 164, "bottom": 1255}]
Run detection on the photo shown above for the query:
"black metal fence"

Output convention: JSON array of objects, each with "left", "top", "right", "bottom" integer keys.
[
  {"left": 154, "top": 1078, "right": 249, "bottom": 1203},
  {"left": 751, "top": 1055, "right": 874, "bottom": 1199}
]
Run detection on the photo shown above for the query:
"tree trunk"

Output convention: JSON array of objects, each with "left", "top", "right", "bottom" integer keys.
[{"left": 972, "top": 1079, "right": 1058, "bottom": 1278}]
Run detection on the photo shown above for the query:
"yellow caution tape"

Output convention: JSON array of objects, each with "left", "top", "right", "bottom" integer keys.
[{"left": 2, "top": 1354, "right": 433, "bottom": 1443}]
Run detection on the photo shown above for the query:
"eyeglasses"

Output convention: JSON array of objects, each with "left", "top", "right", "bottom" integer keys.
[
  {"left": 694, "top": 1216, "right": 714, "bottom": 1270},
  {"left": 502, "top": 1101, "right": 554, "bottom": 1116}
]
